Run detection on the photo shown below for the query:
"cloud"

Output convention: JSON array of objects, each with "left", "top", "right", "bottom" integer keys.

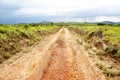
[
  {"left": 94, "top": 16, "right": 120, "bottom": 22},
  {"left": 0, "top": 0, "right": 120, "bottom": 23},
  {"left": 5, "top": 0, "right": 119, "bottom": 16},
  {"left": 51, "top": 16, "right": 120, "bottom": 22}
]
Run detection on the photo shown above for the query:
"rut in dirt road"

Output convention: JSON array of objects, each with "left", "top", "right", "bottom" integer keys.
[
  {"left": 40, "top": 28, "right": 84, "bottom": 80},
  {"left": 27, "top": 28, "right": 84, "bottom": 80},
  {"left": 27, "top": 28, "right": 105, "bottom": 80},
  {"left": 0, "top": 28, "right": 105, "bottom": 80}
]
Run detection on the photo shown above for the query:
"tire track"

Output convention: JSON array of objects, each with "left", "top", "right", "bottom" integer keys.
[
  {"left": 0, "top": 27, "right": 105, "bottom": 80},
  {"left": 40, "top": 28, "right": 84, "bottom": 80}
]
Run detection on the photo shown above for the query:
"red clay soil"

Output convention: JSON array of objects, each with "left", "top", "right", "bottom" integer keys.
[
  {"left": 27, "top": 28, "right": 85, "bottom": 80},
  {"left": 41, "top": 39, "right": 83, "bottom": 80},
  {"left": 0, "top": 28, "right": 105, "bottom": 80}
]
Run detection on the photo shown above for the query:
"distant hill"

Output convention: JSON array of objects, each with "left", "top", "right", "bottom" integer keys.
[
  {"left": 102, "top": 21, "right": 115, "bottom": 25},
  {"left": 116, "top": 22, "right": 120, "bottom": 24},
  {"left": 96, "top": 21, "right": 120, "bottom": 25}
]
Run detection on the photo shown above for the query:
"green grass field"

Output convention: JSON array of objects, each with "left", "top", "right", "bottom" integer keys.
[{"left": 0, "top": 24, "right": 60, "bottom": 63}]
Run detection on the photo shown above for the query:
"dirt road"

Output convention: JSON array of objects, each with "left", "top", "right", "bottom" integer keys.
[{"left": 0, "top": 28, "right": 105, "bottom": 80}]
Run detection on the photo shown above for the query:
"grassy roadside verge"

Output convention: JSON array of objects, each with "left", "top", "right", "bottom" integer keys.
[
  {"left": 68, "top": 25, "right": 120, "bottom": 79},
  {"left": 68, "top": 25, "right": 120, "bottom": 61},
  {"left": 0, "top": 24, "right": 60, "bottom": 63}
]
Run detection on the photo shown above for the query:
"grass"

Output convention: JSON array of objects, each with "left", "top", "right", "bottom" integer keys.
[
  {"left": 0, "top": 24, "right": 60, "bottom": 63},
  {"left": 103, "top": 69, "right": 120, "bottom": 77},
  {"left": 96, "top": 63, "right": 104, "bottom": 70},
  {"left": 67, "top": 23, "right": 120, "bottom": 79},
  {"left": 96, "top": 49, "right": 105, "bottom": 56},
  {"left": 68, "top": 25, "right": 120, "bottom": 61},
  {"left": 71, "top": 26, "right": 120, "bottom": 46}
]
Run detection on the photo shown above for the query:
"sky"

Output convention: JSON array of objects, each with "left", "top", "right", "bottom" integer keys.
[{"left": 0, "top": 0, "right": 120, "bottom": 24}]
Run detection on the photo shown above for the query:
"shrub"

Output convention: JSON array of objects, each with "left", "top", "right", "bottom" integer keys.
[
  {"left": 0, "top": 55, "right": 4, "bottom": 63},
  {"left": 97, "top": 23, "right": 106, "bottom": 26},
  {"left": 115, "top": 49, "right": 120, "bottom": 58},
  {"left": 96, "top": 63, "right": 104, "bottom": 70},
  {"left": 2, "top": 52, "right": 12, "bottom": 59},
  {"left": 103, "top": 69, "right": 118, "bottom": 77},
  {"left": 96, "top": 49, "right": 105, "bottom": 56}
]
